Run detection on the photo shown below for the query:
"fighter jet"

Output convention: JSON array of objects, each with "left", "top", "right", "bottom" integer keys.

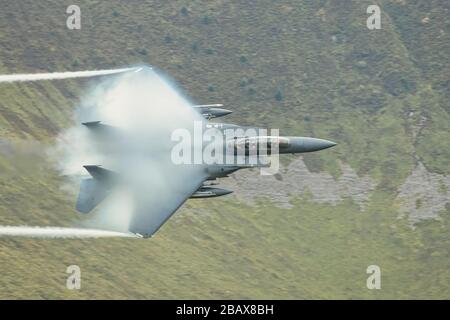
[{"left": 76, "top": 104, "right": 336, "bottom": 238}]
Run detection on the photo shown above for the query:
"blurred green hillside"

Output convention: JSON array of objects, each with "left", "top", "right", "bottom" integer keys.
[{"left": 0, "top": 0, "right": 449, "bottom": 299}]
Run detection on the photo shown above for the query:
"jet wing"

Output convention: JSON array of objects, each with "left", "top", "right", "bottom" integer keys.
[
  {"left": 128, "top": 173, "right": 207, "bottom": 238},
  {"left": 79, "top": 121, "right": 212, "bottom": 238}
]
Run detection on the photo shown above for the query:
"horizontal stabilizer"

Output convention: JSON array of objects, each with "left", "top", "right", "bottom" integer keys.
[
  {"left": 75, "top": 166, "right": 118, "bottom": 214},
  {"left": 76, "top": 179, "right": 111, "bottom": 213}
]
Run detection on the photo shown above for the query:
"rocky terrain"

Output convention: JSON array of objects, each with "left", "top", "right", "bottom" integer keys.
[
  {"left": 222, "top": 157, "right": 450, "bottom": 225},
  {"left": 222, "top": 157, "right": 376, "bottom": 210},
  {"left": 397, "top": 162, "right": 450, "bottom": 223}
]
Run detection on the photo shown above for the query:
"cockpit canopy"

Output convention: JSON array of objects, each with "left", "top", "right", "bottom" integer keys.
[{"left": 230, "top": 136, "right": 290, "bottom": 150}]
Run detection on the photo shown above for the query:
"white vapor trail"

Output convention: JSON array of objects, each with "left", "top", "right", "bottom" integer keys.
[
  {"left": 51, "top": 66, "right": 204, "bottom": 235},
  {"left": 0, "top": 67, "right": 140, "bottom": 83},
  {"left": 0, "top": 226, "right": 139, "bottom": 239}
]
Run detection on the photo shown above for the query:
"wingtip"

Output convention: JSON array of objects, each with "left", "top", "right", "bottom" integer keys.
[{"left": 134, "top": 232, "right": 152, "bottom": 239}]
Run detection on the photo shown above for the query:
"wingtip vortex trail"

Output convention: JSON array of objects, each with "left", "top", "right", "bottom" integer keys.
[
  {"left": 0, "top": 226, "right": 141, "bottom": 239},
  {"left": 0, "top": 67, "right": 140, "bottom": 83}
]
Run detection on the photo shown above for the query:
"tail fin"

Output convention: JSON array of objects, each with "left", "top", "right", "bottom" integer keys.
[{"left": 75, "top": 166, "right": 117, "bottom": 214}]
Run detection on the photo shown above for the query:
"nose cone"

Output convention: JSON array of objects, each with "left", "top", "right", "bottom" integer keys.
[
  {"left": 289, "top": 137, "right": 337, "bottom": 153},
  {"left": 211, "top": 108, "right": 233, "bottom": 117}
]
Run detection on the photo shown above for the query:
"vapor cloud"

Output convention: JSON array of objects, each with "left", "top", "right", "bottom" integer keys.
[
  {"left": 52, "top": 66, "right": 205, "bottom": 234},
  {"left": 0, "top": 66, "right": 201, "bottom": 238}
]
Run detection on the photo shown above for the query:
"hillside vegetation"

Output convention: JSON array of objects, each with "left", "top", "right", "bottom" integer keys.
[{"left": 0, "top": 0, "right": 449, "bottom": 299}]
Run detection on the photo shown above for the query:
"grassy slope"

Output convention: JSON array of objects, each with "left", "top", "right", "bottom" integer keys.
[{"left": 0, "top": 0, "right": 449, "bottom": 299}]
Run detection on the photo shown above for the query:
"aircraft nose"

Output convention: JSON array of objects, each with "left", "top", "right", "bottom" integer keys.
[{"left": 290, "top": 137, "right": 337, "bottom": 153}]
